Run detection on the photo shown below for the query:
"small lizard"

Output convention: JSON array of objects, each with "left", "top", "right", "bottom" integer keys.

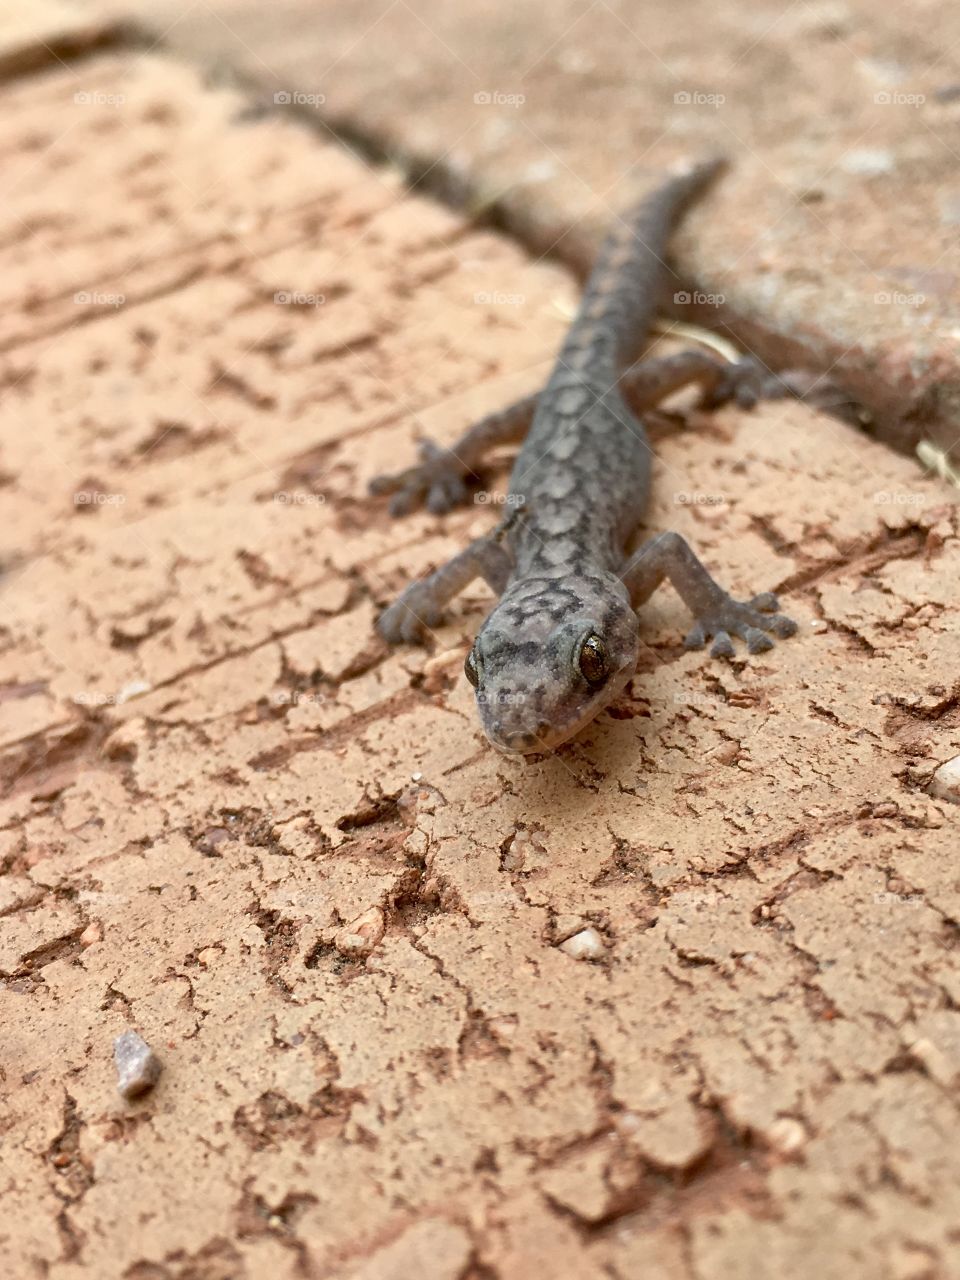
[{"left": 371, "top": 158, "right": 797, "bottom": 755}]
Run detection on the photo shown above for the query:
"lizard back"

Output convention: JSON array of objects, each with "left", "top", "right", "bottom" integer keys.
[{"left": 508, "top": 158, "right": 726, "bottom": 576}]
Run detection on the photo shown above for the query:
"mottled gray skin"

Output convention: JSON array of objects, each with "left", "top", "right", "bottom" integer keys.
[{"left": 373, "top": 160, "right": 797, "bottom": 754}]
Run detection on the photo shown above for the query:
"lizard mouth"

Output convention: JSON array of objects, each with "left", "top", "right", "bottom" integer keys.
[{"left": 483, "top": 666, "right": 635, "bottom": 757}]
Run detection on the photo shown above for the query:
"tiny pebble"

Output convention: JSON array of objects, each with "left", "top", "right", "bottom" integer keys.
[
  {"left": 334, "top": 906, "right": 385, "bottom": 957},
  {"left": 114, "top": 1030, "right": 162, "bottom": 1100},
  {"left": 711, "top": 741, "right": 740, "bottom": 766},
  {"left": 766, "top": 1117, "right": 807, "bottom": 1155},
  {"left": 559, "top": 927, "right": 605, "bottom": 961},
  {"left": 929, "top": 755, "right": 960, "bottom": 804},
  {"left": 840, "top": 147, "right": 895, "bottom": 177},
  {"left": 79, "top": 921, "right": 103, "bottom": 948},
  {"left": 908, "top": 1037, "right": 956, "bottom": 1088}
]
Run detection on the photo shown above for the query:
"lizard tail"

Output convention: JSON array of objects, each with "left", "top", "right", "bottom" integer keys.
[{"left": 559, "top": 155, "right": 728, "bottom": 375}]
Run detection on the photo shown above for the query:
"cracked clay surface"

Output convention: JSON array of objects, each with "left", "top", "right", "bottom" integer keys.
[{"left": 1, "top": 47, "right": 960, "bottom": 1280}]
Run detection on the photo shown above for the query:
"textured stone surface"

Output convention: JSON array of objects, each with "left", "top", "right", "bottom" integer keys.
[
  {"left": 1, "top": 42, "right": 959, "bottom": 1280},
  {"left": 73, "top": 0, "right": 960, "bottom": 462}
]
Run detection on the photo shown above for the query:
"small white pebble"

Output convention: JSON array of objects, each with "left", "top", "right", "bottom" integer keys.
[
  {"left": 559, "top": 927, "right": 605, "bottom": 961},
  {"left": 765, "top": 1117, "right": 807, "bottom": 1155},
  {"left": 114, "top": 1030, "right": 162, "bottom": 1100},
  {"left": 116, "top": 679, "right": 151, "bottom": 704},
  {"left": 929, "top": 755, "right": 960, "bottom": 804},
  {"left": 840, "top": 147, "right": 895, "bottom": 177}
]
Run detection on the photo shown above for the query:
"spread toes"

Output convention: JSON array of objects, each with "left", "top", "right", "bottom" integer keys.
[
  {"left": 377, "top": 585, "right": 443, "bottom": 645},
  {"left": 370, "top": 438, "right": 473, "bottom": 517},
  {"left": 748, "top": 591, "right": 780, "bottom": 612},
  {"left": 684, "top": 595, "right": 797, "bottom": 658}
]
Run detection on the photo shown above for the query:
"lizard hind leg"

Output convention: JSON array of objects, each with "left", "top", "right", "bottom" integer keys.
[
  {"left": 622, "top": 531, "right": 797, "bottom": 658},
  {"left": 377, "top": 530, "right": 511, "bottom": 645}
]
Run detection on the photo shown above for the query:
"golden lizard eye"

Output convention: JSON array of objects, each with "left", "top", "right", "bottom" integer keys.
[
  {"left": 578, "top": 634, "right": 609, "bottom": 686},
  {"left": 464, "top": 648, "right": 481, "bottom": 688}
]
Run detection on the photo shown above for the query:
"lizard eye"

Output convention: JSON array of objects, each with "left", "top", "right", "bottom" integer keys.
[
  {"left": 464, "top": 648, "right": 481, "bottom": 688},
  {"left": 578, "top": 633, "right": 609, "bottom": 686}
]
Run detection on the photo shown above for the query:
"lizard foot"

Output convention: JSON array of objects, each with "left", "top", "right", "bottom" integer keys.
[
  {"left": 699, "top": 356, "right": 791, "bottom": 412},
  {"left": 683, "top": 591, "right": 797, "bottom": 658},
  {"left": 369, "top": 439, "right": 473, "bottom": 517},
  {"left": 377, "top": 580, "right": 446, "bottom": 644}
]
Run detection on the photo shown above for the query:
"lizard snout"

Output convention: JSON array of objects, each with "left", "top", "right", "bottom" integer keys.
[{"left": 487, "top": 718, "right": 553, "bottom": 755}]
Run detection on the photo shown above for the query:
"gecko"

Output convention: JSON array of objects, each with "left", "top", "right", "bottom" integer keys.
[{"left": 370, "top": 158, "right": 797, "bottom": 755}]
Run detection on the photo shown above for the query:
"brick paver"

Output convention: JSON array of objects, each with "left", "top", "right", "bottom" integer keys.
[{"left": 1, "top": 25, "right": 959, "bottom": 1280}]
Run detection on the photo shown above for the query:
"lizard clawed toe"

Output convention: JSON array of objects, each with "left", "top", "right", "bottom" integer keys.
[
  {"left": 748, "top": 591, "right": 781, "bottom": 612},
  {"left": 709, "top": 630, "right": 735, "bottom": 658},
  {"left": 699, "top": 356, "right": 789, "bottom": 412},
  {"left": 370, "top": 438, "right": 475, "bottom": 517},
  {"left": 683, "top": 595, "right": 797, "bottom": 658},
  {"left": 377, "top": 586, "right": 443, "bottom": 645}
]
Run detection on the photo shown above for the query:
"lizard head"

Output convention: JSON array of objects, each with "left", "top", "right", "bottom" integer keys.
[{"left": 464, "top": 571, "right": 638, "bottom": 755}]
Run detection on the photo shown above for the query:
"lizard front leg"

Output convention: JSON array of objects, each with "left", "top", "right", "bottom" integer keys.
[
  {"left": 377, "top": 529, "right": 512, "bottom": 644},
  {"left": 370, "top": 353, "right": 782, "bottom": 518},
  {"left": 369, "top": 392, "right": 538, "bottom": 516},
  {"left": 622, "top": 531, "right": 796, "bottom": 657}
]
